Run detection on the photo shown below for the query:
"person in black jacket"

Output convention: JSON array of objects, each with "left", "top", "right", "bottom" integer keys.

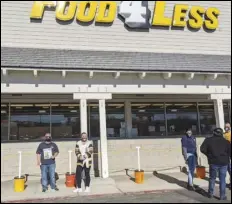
[{"left": 200, "top": 128, "right": 231, "bottom": 200}]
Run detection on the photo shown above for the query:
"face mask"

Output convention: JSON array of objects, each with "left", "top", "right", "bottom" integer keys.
[
  {"left": 45, "top": 138, "right": 51, "bottom": 142},
  {"left": 186, "top": 132, "right": 192, "bottom": 136}
]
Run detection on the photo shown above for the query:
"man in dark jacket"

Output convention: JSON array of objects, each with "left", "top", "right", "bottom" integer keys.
[
  {"left": 181, "top": 128, "right": 198, "bottom": 191},
  {"left": 200, "top": 128, "right": 231, "bottom": 200}
]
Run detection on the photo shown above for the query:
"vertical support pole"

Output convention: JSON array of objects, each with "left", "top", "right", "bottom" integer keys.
[
  {"left": 80, "top": 99, "right": 88, "bottom": 133},
  {"left": 99, "top": 99, "right": 109, "bottom": 178},
  {"left": 214, "top": 98, "right": 225, "bottom": 129},
  {"left": 125, "top": 100, "right": 132, "bottom": 138}
]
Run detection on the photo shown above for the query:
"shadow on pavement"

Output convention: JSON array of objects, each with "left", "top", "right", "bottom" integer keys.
[
  {"left": 153, "top": 171, "right": 209, "bottom": 198},
  {"left": 125, "top": 169, "right": 136, "bottom": 182}
]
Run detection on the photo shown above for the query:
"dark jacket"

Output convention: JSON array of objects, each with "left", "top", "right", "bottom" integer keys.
[{"left": 200, "top": 135, "right": 231, "bottom": 166}]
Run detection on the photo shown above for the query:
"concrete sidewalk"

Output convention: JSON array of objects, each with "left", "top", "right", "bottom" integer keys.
[{"left": 1, "top": 172, "right": 231, "bottom": 203}]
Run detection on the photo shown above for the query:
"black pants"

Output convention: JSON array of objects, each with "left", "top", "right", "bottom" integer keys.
[{"left": 76, "top": 165, "right": 91, "bottom": 188}]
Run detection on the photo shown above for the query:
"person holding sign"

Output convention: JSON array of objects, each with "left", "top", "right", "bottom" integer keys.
[
  {"left": 73, "top": 132, "right": 93, "bottom": 193},
  {"left": 36, "top": 133, "right": 59, "bottom": 192}
]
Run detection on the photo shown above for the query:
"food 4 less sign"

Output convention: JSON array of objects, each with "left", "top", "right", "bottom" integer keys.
[{"left": 30, "top": 1, "right": 220, "bottom": 30}]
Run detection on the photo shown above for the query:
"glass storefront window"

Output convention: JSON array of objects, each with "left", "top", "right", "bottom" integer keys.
[
  {"left": 106, "top": 103, "right": 125, "bottom": 137},
  {"left": 88, "top": 103, "right": 100, "bottom": 138},
  {"left": 224, "top": 101, "right": 231, "bottom": 124},
  {"left": 10, "top": 104, "right": 50, "bottom": 141},
  {"left": 51, "top": 104, "right": 80, "bottom": 139},
  {"left": 132, "top": 103, "right": 165, "bottom": 137},
  {"left": 198, "top": 103, "right": 216, "bottom": 135},
  {"left": 1, "top": 99, "right": 226, "bottom": 141},
  {"left": 1, "top": 104, "right": 9, "bottom": 141},
  {"left": 88, "top": 102, "right": 125, "bottom": 138},
  {"left": 166, "top": 103, "right": 198, "bottom": 136}
]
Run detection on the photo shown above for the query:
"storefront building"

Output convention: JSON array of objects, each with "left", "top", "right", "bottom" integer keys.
[{"left": 1, "top": 1, "right": 231, "bottom": 180}]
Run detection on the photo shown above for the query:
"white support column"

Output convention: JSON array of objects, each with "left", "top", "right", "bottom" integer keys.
[
  {"left": 125, "top": 100, "right": 132, "bottom": 138},
  {"left": 99, "top": 99, "right": 109, "bottom": 178},
  {"left": 213, "top": 98, "right": 225, "bottom": 129},
  {"left": 80, "top": 99, "right": 88, "bottom": 133}
]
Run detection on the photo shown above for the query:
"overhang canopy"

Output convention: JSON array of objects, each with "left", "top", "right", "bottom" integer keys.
[{"left": 1, "top": 47, "right": 231, "bottom": 73}]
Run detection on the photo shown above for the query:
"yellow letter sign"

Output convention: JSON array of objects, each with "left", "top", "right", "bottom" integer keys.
[
  {"left": 30, "top": 1, "right": 56, "bottom": 19},
  {"left": 56, "top": 1, "right": 77, "bottom": 21},
  {"left": 95, "top": 1, "right": 117, "bottom": 23}
]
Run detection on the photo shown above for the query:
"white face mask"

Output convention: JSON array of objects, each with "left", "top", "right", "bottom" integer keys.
[{"left": 186, "top": 131, "right": 192, "bottom": 136}]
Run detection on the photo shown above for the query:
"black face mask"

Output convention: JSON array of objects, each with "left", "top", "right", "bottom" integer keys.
[{"left": 45, "top": 138, "right": 51, "bottom": 142}]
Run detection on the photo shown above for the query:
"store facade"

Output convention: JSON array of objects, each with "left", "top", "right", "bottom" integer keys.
[{"left": 1, "top": 1, "right": 231, "bottom": 180}]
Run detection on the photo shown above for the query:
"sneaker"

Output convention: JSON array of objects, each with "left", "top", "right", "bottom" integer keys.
[
  {"left": 73, "top": 188, "right": 82, "bottom": 193},
  {"left": 84, "top": 187, "right": 90, "bottom": 193},
  {"left": 42, "top": 189, "right": 47, "bottom": 193},
  {"left": 187, "top": 185, "right": 195, "bottom": 191},
  {"left": 51, "top": 187, "right": 59, "bottom": 192},
  {"left": 220, "top": 196, "right": 227, "bottom": 201},
  {"left": 208, "top": 194, "right": 213, "bottom": 199}
]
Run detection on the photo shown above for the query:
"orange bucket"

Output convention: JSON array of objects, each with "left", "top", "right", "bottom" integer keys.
[
  {"left": 65, "top": 173, "right": 76, "bottom": 187},
  {"left": 196, "top": 166, "right": 206, "bottom": 179},
  {"left": 135, "top": 170, "right": 144, "bottom": 184}
]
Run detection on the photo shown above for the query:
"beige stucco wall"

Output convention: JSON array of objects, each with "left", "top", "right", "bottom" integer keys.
[
  {"left": 1, "top": 138, "right": 208, "bottom": 181},
  {"left": 1, "top": 1, "right": 231, "bottom": 55}
]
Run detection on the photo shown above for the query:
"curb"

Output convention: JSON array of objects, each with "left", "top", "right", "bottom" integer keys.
[{"left": 2, "top": 189, "right": 173, "bottom": 203}]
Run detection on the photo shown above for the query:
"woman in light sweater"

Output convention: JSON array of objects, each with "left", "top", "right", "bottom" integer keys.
[{"left": 73, "top": 132, "right": 93, "bottom": 193}]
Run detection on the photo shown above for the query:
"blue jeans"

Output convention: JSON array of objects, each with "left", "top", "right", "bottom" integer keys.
[
  {"left": 228, "top": 162, "right": 231, "bottom": 185},
  {"left": 41, "top": 164, "right": 56, "bottom": 189},
  {"left": 208, "top": 164, "right": 227, "bottom": 199},
  {"left": 187, "top": 155, "right": 196, "bottom": 186}
]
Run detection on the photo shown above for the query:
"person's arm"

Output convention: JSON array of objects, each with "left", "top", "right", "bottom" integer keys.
[
  {"left": 85, "top": 141, "right": 93, "bottom": 159},
  {"left": 181, "top": 137, "right": 188, "bottom": 162},
  {"left": 194, "top": 137, "right": 198, "bottom": 157},
  {"left": 200, "top": 139, "right": 208, "bottom": 156},
  {"left": 36, "top": 144, "right": 42, "bottom": 166},
  {"left": 52, "top": 143, "right": 59, "bottom": 159},
  {"left": 228, "top": 141, "right": 231, "bottom": 160},
  {"left": 75, "top": 142, "right": 83, "bottom": 160}
]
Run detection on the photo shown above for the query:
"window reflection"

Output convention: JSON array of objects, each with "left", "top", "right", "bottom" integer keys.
[
  {"left": 51, "top": 104, "right": 80, "bottom": 138},
  {"left": 106, "top": 103, "right": 125, "bottom": 137},
  {"left": 224, "top": 102, "right": 231, "bottom": 124},
  {"left": 1, "top": 104, "right": 9, "bottom": 141},
  {"left": 10, "top": 104, "right": 50, "bottom": 140},
  {"left": 166, "top": 103, "right": 198, "bottom": 136},
  {"left": 132, "top": 103, "right": 165, "bottom": 137},
  {"left": 88, "top": 103, "right": 100, "bottom": 138},
  {"left": 88, "top": 103, "right": 125, "bottom": 138},
  {"left": 199, "top": 103, "right": 216, "bottom": 135}
]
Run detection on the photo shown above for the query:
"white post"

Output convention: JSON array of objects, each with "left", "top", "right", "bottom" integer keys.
[
  {"left": 80, "top": 99, "right": 88, "bottom": 133},
  {"left": 213, "top": 99, "right": 225, "bottom": 129},
  {"left": 136, "top": 146, "right": 141, "bottom": 171},
  {"left": 18, "top": 151, "right": 22, "bottom": 178},
  {"left": 99, "top": 99, "right": 109, "bottom": 178},
  {"left": 125, "top": 100, "right": 132, "bottom": 138},
  {"left": 68, "top": 150, "right": 72, "bottom": 174}
]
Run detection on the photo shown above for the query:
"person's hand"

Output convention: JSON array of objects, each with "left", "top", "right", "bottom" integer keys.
[
  {"left": 37, "top": 161, "right": 41, "bottom": 166},
  {"left": 185, "top": 159, "right": 188, "bottom": 165},
  {"left": 79, "top": 155, "right": 84, "bottom": 160}
]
